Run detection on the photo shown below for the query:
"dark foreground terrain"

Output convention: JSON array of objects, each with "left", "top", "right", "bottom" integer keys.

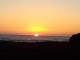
[{"left": 0, "top": 40, "right": 80, "bottom": 60}]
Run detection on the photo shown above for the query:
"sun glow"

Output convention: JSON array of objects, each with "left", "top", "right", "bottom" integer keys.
[
  {"left": 28, "top": 27, "right": 45, "bottom": 33},
  {"left": 35, "top": 34, "right": 39, "bottom": 37}
]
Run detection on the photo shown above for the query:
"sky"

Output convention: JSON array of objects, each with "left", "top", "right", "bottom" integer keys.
[{"left": 0, "top": 0, "right": 80, "bottom": 36}]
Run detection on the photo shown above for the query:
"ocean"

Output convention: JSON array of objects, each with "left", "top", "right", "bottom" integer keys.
[{"left": 0, "top": 35, "right": 70, "bottom": 42}]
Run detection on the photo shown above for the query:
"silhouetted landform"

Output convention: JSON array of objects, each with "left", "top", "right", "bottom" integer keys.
[
  {"left": 0, "top": 34, "right": 80, "bottom": 60},
  {"left": 70, "top": 33, "right": 80, "bottom": 42}
]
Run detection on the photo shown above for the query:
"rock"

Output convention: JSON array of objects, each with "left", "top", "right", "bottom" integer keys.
[{"left": 70, "top": 33, "right": 80, "bottom": 42}]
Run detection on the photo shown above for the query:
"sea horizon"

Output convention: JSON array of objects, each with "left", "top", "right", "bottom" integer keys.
[{"left": 0, "top": 34, "right": 70, "bottom": 42}]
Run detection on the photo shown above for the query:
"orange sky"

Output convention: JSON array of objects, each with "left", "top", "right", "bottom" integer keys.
[{"left": 0, "top": 0, "right": 80, "bottom": 36}]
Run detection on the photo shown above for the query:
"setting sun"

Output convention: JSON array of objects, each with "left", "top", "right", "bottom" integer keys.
[{"left": 35, "top": 34, "right": 39, "bottom": 37}]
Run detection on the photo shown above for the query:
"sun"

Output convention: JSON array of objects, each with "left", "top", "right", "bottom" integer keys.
[{"left": 34, "top": 34, "right": 39, "bottom": 37}]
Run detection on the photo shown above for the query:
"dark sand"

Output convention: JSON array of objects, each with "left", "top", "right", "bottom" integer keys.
[{"left": 0, "top": 41, "right": 80, "bottom": 60}]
